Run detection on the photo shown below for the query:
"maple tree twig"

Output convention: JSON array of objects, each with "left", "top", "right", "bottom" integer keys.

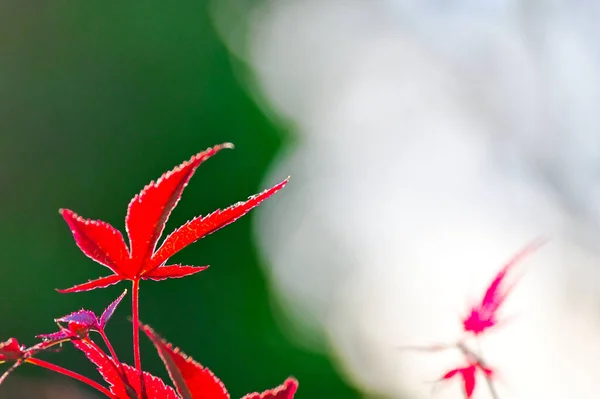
[
  {"left": 26, "top": 358, "right": 117, "bottom": 399},
  {"left": 99, "top": 330, "right": 121, "bottom": 367},
  {"left": 396, "top": 343, "right": 455, "bottom": 353},
  {"left": 482, "top": 373, "right": 500, "bottom": 399},
  {"left": 475, "top": 343, "right": 499, "bottom": 399},
  {"left": 132, "top": 278, "right": 141, "bottom": 372}
]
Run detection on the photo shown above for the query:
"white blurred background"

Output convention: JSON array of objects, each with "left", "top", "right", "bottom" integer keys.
[{"left": 214, "top": 1, "right": 600, "bottom": 398}]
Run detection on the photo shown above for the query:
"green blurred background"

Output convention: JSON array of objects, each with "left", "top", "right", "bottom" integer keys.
[{"left": 0, "top": 2, "right": 358, "bottom": 398}]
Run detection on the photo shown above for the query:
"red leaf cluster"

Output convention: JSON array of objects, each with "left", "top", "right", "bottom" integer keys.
[{"left": 0, "top": 144, "right": 297, "bottom": 399}]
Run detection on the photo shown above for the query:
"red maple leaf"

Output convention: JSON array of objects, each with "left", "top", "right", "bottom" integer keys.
[
  {"left": 140, "top": 322, "right": 298, "bottom": 399},
  {"left": 72, "top": 337, "right": 179, "bottom": 399},
  {"left": 462, "top": 237, "right": 547, "bottom": 335},
  {"left": 57, "top": 143, "right": 288, "bottom": 293}
]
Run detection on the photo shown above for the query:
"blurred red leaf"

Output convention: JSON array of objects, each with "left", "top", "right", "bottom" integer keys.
[
  {"left": 438, "top": 360, "right": 493, "bottom": 398},
  {"left": 462, "top": 237, "right": 547, "bottom": 335}
]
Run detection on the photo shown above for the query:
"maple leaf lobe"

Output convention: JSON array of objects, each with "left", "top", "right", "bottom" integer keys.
[
  {"left": 241, "top": 378, "right": 299, "bottom": 399},
  {"left": 140, "top": 322, "right": 229, "bottom": 399},
  {"left": 56, "top": 310, "right": 97, "bottom": 328},
  {"left": 150, "top": 176, "right": 290, "bottom": 268},
  {"left": 126, "top": 143, "right": 234, "bottom": 273},
  {"left": 57, "top": 274, "right": 122, "bottom": 294},
  {"left": 59, "top": 209, "right": 130, "bottom": 276},
  {"left": 100, "top": 288, "right": 128, "bottom": 328}
]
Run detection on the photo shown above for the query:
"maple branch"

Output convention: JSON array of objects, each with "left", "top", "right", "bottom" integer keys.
[
  {"left": 474, "top": 342, "right": 500, "bottom": 399},
  {"left": 99, "top": 330, "right": 122, "bottom": 370},
  {"left": 131, "top": 279, "right": 147, "bottom": 398},
  {"left": 0, "top": 360, "right": 22, "bottom": 385},
  {"left": 98, "top": 330, "right": 125, "bottom": 375},
  {"left": 26, "top": 357, "right": 117, "bottom": 399},
  {"left": 482, "top": 374, "right": 500, "bottom": 399},
  {"left": 132, "top": 279, "right": 141, "bottom": 372}
]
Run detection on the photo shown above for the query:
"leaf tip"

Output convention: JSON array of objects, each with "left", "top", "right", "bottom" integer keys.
[
  {"left": 58, "top": 208, "right": 72, "bottom": 218},
  {"left": 284, "top": 376, "right": 299, "bottom": 389}
]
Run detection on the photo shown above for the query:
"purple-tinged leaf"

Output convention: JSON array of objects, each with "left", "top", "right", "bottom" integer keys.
[
  {"left": 41, "top": 290, "right": 128, "bottom": 347},
  {"left": 36, "top": 329, "right": 73, "bottom": 343},
  {"left": 56, "top": 310, "right": 98, "bottom": 328},
  {"left": 100, "top": 289, "right": 128, "bottom": 328}
]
